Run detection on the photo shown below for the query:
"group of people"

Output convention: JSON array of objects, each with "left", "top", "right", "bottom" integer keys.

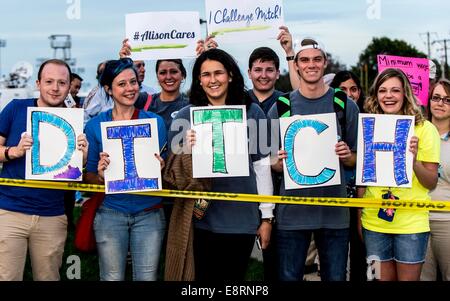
[{"left": 0, "top": 25, "right": 448, "bottom": 282}]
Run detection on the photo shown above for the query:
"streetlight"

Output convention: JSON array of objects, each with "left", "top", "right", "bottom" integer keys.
[{"left": 0, "top": 39, "right": 6, "bottom": 78}]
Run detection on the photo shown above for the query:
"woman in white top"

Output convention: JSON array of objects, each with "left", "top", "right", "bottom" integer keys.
[{"left": 421, "top": 79, "right": 450, "bottom": 281}]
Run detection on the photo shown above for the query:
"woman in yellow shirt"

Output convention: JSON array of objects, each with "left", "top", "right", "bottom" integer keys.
[{"left": 359, "top": 68, "right": 440, "bottom": 281}]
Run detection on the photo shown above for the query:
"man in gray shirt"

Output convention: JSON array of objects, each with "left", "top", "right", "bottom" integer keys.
[{"left": 268, "top": 34, "right": 359, "bottom": 281}]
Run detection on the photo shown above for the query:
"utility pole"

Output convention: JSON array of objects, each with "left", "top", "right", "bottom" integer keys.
[
  {"left": 0, "top": 39, "right": 6, "bottom": 78},
  {"left": 199, "top": 18, "right": 208, "bottom": 38},
  {"left": 420, "top": 32, "right": 433, "bottom": 58},
  {"left": 433, "top": 38, "right": 450, "bottom": 79}
]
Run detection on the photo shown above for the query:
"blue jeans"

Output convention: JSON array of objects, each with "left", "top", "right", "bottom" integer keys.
[
  {"left": 94, "top": 206, "right": 166, "bottom": 281},
  {"left": 277, "top": 228, "right": 349, "bottom": 281}
]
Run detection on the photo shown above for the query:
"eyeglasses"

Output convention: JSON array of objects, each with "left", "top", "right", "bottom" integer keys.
[{"left": 431, "top": 95, "right": 450, "bottom": 105}]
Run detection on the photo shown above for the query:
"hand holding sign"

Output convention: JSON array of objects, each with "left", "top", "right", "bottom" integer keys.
[{"left": 15, "top": 132, "right": 33, "bottom": 158}]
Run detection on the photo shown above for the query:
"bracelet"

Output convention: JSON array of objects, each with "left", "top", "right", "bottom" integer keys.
[
  {"left": 286, "top": 55, "right": 295, "bottom": 61},
  {"left": 4, "top": 147, "right": 11, "bottom": 161}
]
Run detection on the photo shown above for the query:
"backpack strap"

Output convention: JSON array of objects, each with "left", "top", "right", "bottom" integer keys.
[
  {"left": 277, "top": 92, "right": 291, "bottom": 118},
  {"left": 333, "top": 88, "right": 347, "bottom": 141},
  {"left": 143, "top": 93, "right": 153, "bottom": 111},
  {"left": 277, "top": 89, "right": 347, "bottom": 141}
]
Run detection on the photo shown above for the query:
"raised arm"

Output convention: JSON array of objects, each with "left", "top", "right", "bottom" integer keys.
[
  {"left": 119, "top": 38, "right": 131, "bottom": 58},
  {"left": 277, "top": 26, "right": 300, "bottom": 90}
]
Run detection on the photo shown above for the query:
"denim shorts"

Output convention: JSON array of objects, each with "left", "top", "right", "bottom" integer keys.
[{"left": 363, "top": 228, "right": 430, "bottom": 264}]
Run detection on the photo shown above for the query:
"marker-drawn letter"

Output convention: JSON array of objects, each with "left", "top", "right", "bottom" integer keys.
[
  {"left": 362, "top": 117, "right": 411, "bottom": 185},
  {"left": 106, "top": 124, "right": 158, "bottom": 192},
  {"left": 192, "top": 109, "right": 243, "bottom": 174},
  {"left": 284, "top": 119, "right": 336, "bottom": 185}
]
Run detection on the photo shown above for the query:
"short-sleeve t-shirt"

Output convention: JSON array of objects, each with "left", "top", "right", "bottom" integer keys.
[
  {"left": 362, "top": 120, "right": 441, "bottom": 234},
  {"left": 0, "top": 99, "right": 66, "bottom": 216},
  {"left": 267, "top": 88, "right": 360, "bottom": 230}
]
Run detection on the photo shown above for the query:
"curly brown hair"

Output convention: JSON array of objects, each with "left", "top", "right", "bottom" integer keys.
[{"left": 364, "top": 68, "right": 424, "bottom": 125}]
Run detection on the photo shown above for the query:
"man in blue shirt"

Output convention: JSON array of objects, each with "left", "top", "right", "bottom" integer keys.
[{"left": 0, "top": 59, "right": 88, "bottom": 280}]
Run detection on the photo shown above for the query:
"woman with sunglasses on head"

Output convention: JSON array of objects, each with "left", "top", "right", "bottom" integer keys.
[
  {"left": 84, "top": 58, "right": 167, "bottom": 281},
  {"left": 120, "top": 39, "right": 189, "bottom": 132},
  {"left": 359, "top": 68, "right": 440, "bottom": 281},
  {"left": 421, "top": 79, "right": 450, "bottom": 281},
  {"left": 167, "top": 48, "right": 274, "bottom": 281}
]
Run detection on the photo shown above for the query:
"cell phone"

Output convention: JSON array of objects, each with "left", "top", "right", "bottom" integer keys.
[{"left": 255, "top": 235, "right": 262, "bottom": 250}]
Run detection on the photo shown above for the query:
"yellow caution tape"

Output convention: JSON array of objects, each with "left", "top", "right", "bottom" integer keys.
[{"left": 0, "top": 178, "right": 449, "bottom": 211}]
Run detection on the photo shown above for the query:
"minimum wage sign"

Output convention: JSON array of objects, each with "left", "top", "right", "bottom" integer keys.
[{"left": 377, "top": 54, "right": 429, "bottom": 106}]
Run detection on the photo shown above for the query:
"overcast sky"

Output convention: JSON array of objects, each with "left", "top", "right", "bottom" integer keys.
[{"left": 0, "top": 0, "right": 449, "bottom": 92}]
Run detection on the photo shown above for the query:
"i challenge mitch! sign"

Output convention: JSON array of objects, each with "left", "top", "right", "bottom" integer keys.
[{"left": 206, "top": 0, "right": 284, "bottom": 44}]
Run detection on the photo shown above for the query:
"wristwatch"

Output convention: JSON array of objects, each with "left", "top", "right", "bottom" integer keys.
[
  {"left": 286, "top": 55, "right": 295, "bottom": 61},
  {"left": 261, "top": 217, "right": 275, "bottom": 224}
]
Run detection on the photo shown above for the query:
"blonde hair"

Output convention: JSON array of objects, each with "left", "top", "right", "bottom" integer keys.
[{"left": 364, "top": 68, "right": 424, "bottom": 125}]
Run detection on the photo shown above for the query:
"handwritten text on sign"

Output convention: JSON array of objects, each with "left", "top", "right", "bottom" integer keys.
[
  {"left": 377, "top": 54, "right": 429, "bottom": 106},
  {"left": 126, "top": 11, "right": 200, "bottom": 60},
  {"left": 205, "top": 0, "right": 284, "bottom": 44}
]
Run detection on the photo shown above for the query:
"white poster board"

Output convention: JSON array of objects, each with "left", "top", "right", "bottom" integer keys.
[
  {"left": 356, "top": 114, "right": 414, "bottom": 188},
  {"left": 100, "top": 118, "right": 161, "bottom": 194},
  {"left": 280, "top": 113, "right": 341, "bottom": 190},
  {"left": 26, "top": 107, "right": 83, "bottom": 181},
  {"left": 205, "top": 0, "right": 284, "bottom": 44},
  {"left": 126, "top": 11, "right": 200, "bottom": 60},
  {"left": 190, "top": 105, "right": 249, "bottom": 178}
]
